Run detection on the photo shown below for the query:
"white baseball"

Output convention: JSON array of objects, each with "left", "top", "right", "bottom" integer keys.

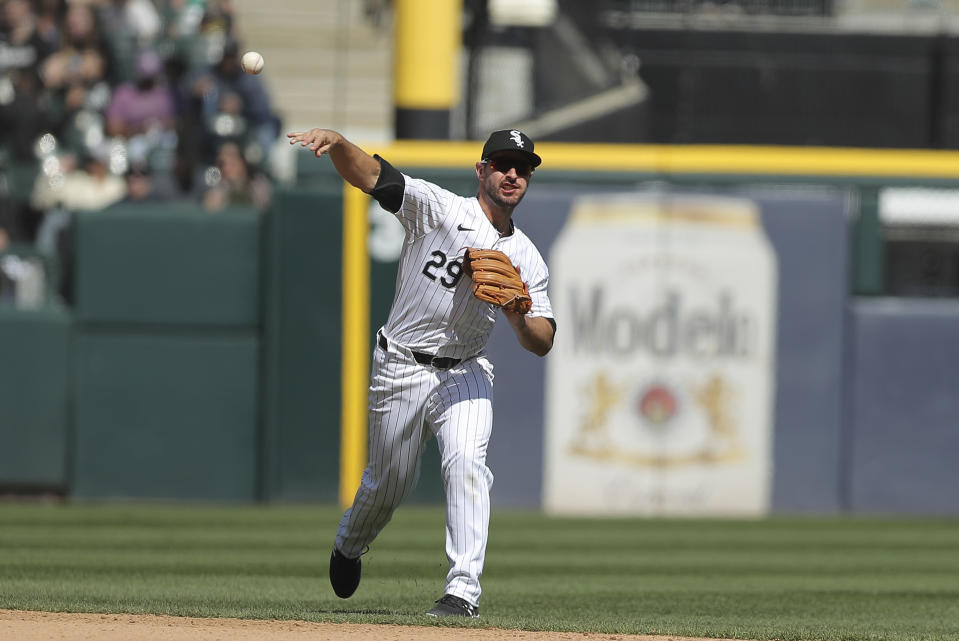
[{"left": 241, "top": 51, "right": 264, "bottom": 75}]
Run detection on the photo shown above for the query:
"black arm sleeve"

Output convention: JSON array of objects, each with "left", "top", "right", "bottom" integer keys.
[{"left": 369, "top": 155, "right": 405, "bottom": 213}]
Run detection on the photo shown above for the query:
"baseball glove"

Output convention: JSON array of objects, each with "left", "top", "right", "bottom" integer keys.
[{"left": 463, "top": 248, "right": 532, "bottom": 314}]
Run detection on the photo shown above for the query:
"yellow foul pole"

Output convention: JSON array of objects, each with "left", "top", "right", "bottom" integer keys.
[
  {"left": 393, "top": 0, "right": 462, "bottom": 138},
  {"left": 339, "top": 184, "right": 370, "bottom": 507}
]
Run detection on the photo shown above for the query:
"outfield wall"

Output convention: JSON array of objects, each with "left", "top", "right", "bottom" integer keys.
[
  {"left": 1, "top": 143, "right": 959, "bottom": 514},
  {"left": 847, "top": 299, "right": 959, "bottom": 516}
]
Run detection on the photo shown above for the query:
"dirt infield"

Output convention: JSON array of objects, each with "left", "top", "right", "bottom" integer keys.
[{"left": 0, "top": 610, "right": 732, "bottom": 641}]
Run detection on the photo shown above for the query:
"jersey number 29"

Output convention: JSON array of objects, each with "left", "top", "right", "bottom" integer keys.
[{"left": 422, "top": 250, "right": 464, "bottom": 288}]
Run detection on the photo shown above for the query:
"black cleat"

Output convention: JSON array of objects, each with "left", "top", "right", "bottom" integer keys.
[
  {"left": 425, "top": 594, "right": 480, "bottom": 618},
  {"left": 329, "top": 548, "right": 361, "bottom": 598}
]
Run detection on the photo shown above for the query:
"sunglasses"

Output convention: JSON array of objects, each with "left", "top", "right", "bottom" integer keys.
[{"left": 483, "top": 156, "right": 533, "bottom": 176}]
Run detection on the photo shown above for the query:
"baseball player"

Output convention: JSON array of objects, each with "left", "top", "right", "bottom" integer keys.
[{"left": 287, "top": 127, "right": 555, "bottom": 618}]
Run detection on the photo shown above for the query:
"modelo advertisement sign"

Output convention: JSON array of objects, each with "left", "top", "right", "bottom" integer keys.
[{"left": 543, "top": 193, "right": 778, "bottom": 516}]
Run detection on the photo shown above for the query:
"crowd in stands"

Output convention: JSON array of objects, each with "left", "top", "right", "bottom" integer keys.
[{"left": 0, "top": 0, "right": 281, "bottom": 299}]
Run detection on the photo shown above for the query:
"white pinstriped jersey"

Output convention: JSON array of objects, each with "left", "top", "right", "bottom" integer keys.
[{"left": 381, "top": 174, "right": 553, "bottom": 359}]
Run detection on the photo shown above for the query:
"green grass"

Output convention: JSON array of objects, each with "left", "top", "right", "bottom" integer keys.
[{"left": 1, "top": 503, "right": 958, "bottom": 640}]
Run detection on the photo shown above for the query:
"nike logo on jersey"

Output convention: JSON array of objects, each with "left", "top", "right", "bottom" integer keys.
[{"left": 457, "top": 224, "right": 475, "bottom": 232}]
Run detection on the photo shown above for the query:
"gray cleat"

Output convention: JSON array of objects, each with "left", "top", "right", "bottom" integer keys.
[{"left": 426, "top": 594, "right": 479, "bottom": 618}]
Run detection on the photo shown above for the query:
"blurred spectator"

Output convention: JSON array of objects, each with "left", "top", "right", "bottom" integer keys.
[
  {"left": 164, "top": 0, "right": 212, "bottom": 39},
  {"left": 123, "top": 159, "right": 181, "bottom": 202},
  {"left": 198, "top": 0, "right": 235, "bottom": 39},
  {"left": 189, "top": 38, "right": 280, "bottom": 167},
  {"left": 31, "top": 143, "right": 126, "bottom": 214},
  {"left": 94, "top": 0, "right": 162, "bottom": 47},
  {"left": 1, "top": 0, "right": 58, "bottom": 65},
  {"left": 40, "top": 3, "right": 109, "bottom": 91},
  {"left": 34, "top": 0, "right": 65, "bottom": 52},
  {"left": 201, "top": 140, "right": 270, "bottom": 212},
  {"left": 1, "top": 184, "right": 33, "bottom": 241},
  {"left": 164, "top": 0, "right": 235, "bottom": 38},
  {"left": 105, "top": 47, "right": 176, "bottom": 138},
  {"left": 0, "top": 66, "right": 53, "bottom": 161},
  {"left": 0, "top": 195, "right": 15, "bottom": 249}
]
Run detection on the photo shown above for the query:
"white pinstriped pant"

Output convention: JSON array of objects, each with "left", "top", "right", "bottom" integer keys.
[{"left": 335, "top": 331, "right": 495, "bottom": 607}]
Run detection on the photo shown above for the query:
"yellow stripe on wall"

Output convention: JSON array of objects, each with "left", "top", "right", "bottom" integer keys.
[
  {"left": 365, "top": 141, "right": 959, "bottom": 178},
  {"left": 339, "top": 184, "right": 370, "bottom": 508},
  {"left": 656, "top": 145, "right": 959, "bottom": 178}
]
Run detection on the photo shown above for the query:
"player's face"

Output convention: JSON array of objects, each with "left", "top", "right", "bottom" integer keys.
[{"left": 478, "top": 153, "right": 532, "bottom": 209}]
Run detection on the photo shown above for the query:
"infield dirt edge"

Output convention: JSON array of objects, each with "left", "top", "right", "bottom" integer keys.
[{"left": 0, "top": 609, "right": 747, "bottom": 641}]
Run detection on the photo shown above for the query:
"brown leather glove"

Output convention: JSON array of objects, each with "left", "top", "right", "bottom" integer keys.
[{"left": 463, "top": 248, "right": 533, "bottom": 314}]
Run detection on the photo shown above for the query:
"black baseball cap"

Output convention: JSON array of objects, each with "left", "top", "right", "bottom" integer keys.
[{"left": 481, "top": 129, "right": 542, "bottom": 168}]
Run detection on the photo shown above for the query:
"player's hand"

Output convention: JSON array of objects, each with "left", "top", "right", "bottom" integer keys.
[
  {"left": 287, "top": 128, "right": 341, "bottom": 157},
  {"left": 504, "top": 265, "right": 530, "bottom": 317}
]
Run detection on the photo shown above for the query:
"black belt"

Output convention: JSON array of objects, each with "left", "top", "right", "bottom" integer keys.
[{"left": 377, "top": 332, "right": 462, "bottom": 370}]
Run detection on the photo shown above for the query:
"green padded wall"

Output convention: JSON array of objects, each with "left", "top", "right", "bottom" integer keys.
[
  {"left": 261, "top": 189, "right": 343, "bottom": 501},
  {"left": 74, "top": 202, "right": 263, "bottom": 326},
  {"left": 72, "top": 331, "right": 259, "bottom": 500},
  {"left": 0, "top": 305, "right": 71, "bottom": 488},
  {"left": 70, "top": 203, "right": 263, "bottom": 501}
]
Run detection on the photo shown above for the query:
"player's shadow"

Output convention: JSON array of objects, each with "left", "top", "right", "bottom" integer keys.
[{"left": 317, "top": 608, "right": 396, "bottom": 615}]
